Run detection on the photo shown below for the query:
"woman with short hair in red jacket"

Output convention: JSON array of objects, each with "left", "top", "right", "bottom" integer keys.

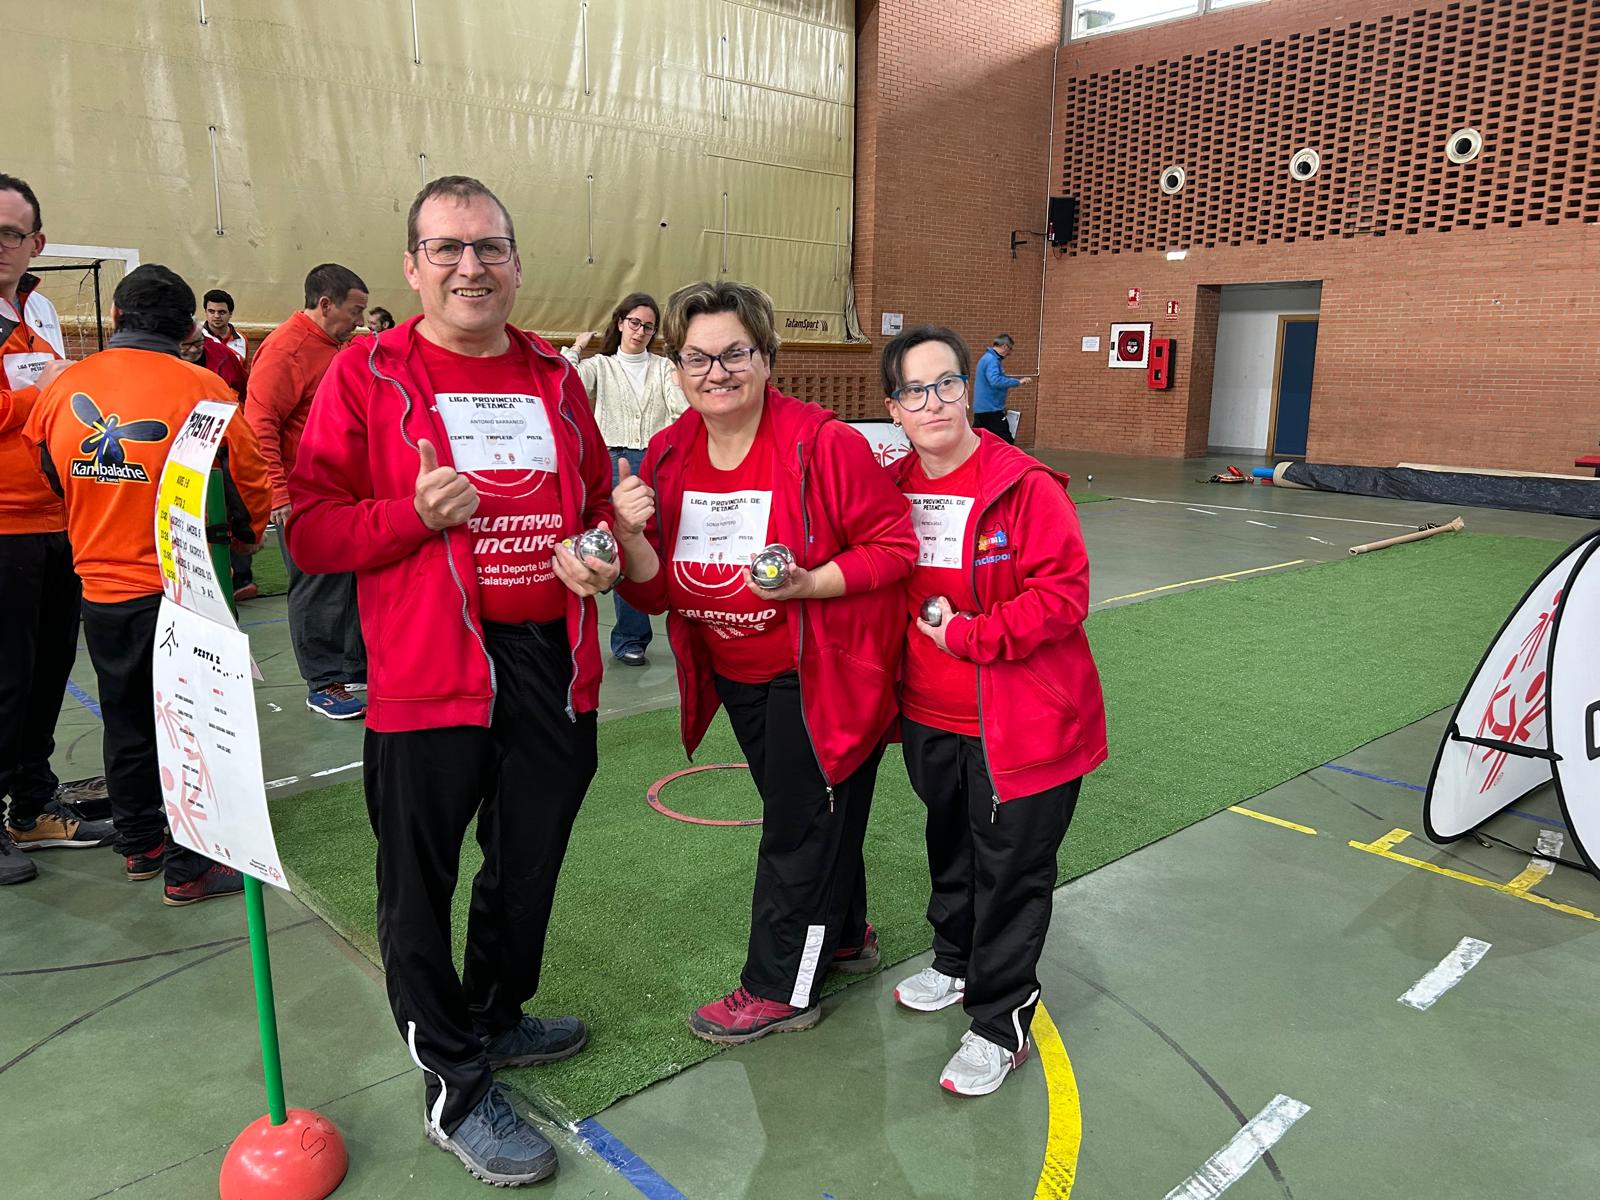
[
  {"left": 612, "top": 280, "right": 917, "bottom": 1045},
  {"left": 882, "top": 325, "right": 1107, "bottom": 1097}
]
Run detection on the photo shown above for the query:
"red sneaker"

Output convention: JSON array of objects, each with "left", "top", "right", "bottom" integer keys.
[
  {"left": 162, "top": 864, "right": 245, "bottom": 907},
  {"left": 831, "top": 922, "right": 880, "bottom": 975},
  {"left": 688, "top": 986, "right": 820, "bottom": 1045}
]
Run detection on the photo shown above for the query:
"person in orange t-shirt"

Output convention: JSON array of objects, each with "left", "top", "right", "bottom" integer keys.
[
  {"left": 27, "top": 264, "right": 272, "bottom": 907},
  {"left": 0, "top": 172, "right": 112, "bottom": 886},
  {"left": 246, "top": 264, "right": 369, "bottom": 720}
]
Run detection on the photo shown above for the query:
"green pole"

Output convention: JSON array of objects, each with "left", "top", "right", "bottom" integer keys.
[{"left": 208, "top": 468, "right": 289, "bottom": 1127}]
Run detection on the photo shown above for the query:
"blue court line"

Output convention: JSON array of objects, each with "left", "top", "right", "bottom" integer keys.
[
  {"left": 239, "top": 616, "right": 289, "bottom": 629},
  {"left": 574, "top": 1118, "right": 687, "bottom": 1200},
  {"left": 65, "top": 680, "right": 102, "bottom": 721},
  {"left": 1318, "top": 761, "right": 1567, "bottom": 830}
]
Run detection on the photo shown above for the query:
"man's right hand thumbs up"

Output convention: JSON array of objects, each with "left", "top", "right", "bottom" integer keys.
[
  {"left": 414, "top": 438, "right": 479, "bottom": 531},
  {"left": 611, "top": 455, "right": 655, "bottom": 540}
]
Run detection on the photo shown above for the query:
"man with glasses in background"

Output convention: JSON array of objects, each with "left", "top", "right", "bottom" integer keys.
[
  {"left": 0, "top": 172, "right": 113, "bottom": 885},
  {"left": 972, "top": 332, "right": 1032, "bottom": 445},
  {"left": 247, "top": 263, "right": 370, "bottom": 718},
  {"left": 286, "top": 176, "right": 617, "bottom": 1187}
]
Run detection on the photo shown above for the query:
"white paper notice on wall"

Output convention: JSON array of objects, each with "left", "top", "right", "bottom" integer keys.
[
  {"left": 881, "top": 312, "right": 904, "bottom": 336},
  {"left": 1082, "top": 336, "right": 1101, "bottom": 352}
]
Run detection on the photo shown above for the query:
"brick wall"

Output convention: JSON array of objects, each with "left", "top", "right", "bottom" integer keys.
[
  {"left": 779, "top": 0, "right": 1062, "bottom": 436},
  {"left": 1040, "top": 0, "right": 1600, "bottom": 472}
]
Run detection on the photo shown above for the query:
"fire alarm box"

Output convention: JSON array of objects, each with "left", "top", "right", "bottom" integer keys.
[{"left": 1148, "top": 338, "right": 1175, "bottom": 389}]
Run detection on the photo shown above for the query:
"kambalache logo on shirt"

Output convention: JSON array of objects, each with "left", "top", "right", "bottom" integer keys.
[{"left": 68, "top": 392, "right": 170, "bottom": 483}]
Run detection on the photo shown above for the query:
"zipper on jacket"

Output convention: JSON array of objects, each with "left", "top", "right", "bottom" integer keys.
[
  {"left": 968, "top": 490, "right": 1003, "bottom": 808},
  {"left": 367, "top": 338, "right": 498, "bottom": 716},
  {"left": 651, "top": 440, "right": 695, "bottom": 760},
  {"left": 558, "top": 399, "right": 587, "bottom": 722},
  {"left": 790, "top": 438, "right": 835, "bottom": 811}
]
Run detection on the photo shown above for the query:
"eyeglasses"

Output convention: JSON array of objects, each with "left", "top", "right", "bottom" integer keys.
[
  {"left": 677, "top": 346, "right": 760, "bottom": 377},
  {"left": 622, "top": 316, "right": 657, "bottom": 336},
  {"left": 890, "top": 374, "right": 968, "bottom": 411},
  {"left": 0, "top": 227, "right": 38, "bottom": 249},
  {"left": 412, "top": 237, "right": 516, "bottom": 266}
]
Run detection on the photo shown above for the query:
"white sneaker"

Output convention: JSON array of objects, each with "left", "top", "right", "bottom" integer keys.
[
  {"left": 894, "top": 966, "right": 965, "bottom": 1012},
  {"left": 939, "top": 1030, "right": 1029, "bottom": 1096}
]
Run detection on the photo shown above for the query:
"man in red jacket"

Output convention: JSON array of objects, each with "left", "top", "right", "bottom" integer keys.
[
  {"left": 247, "top": 264, "right": 369, "bottom": 719},
  {"left": 287, "top": 176, "right": 618, "bottom": 1188}
]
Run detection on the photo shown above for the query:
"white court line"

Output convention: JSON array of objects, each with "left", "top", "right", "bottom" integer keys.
[
  {"left": 310, "top": 761, "right": 363, "bottom": 779},
  {"left": 1246, "top": 520, "right": 1278, "bottom": 529},
  {"left": 1307, "top": 536, "right": 1334, "bottom": 545},
  {"left": 264, "top": 775, "right": 299, "bottom": 791},
  {"left": 1186, "top": 507, "right": 1216, "bottom": 516},
  {"left": 1527, "top": 829, "right": 1565, "bottom": 878},
  {"left": 1121, "top": 496, "right": 1413, "bottom": 528},
  {"left": 1164, "top": 1094, "right": 1310, "bottom": 1200},
  {"left": 1398, "top": 937, "right": 1491, "bottom": 1011}
]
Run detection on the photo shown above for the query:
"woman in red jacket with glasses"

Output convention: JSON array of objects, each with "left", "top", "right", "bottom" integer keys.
[
  {"left": 612, "top": 280, "right": 917, "bottom": 1046},
  {"left": 882, "top": 325, "right": 1107, "bottom": 1098}
]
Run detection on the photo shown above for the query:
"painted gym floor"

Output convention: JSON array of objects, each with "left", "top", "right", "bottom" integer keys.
[{"left": 5, "top": 452, "right": 1595, "bottom": 1199}]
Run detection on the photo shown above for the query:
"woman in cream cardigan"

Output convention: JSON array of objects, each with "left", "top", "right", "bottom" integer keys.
[{"left": 563, "top": 291, "right": 688, "bottom": 666}]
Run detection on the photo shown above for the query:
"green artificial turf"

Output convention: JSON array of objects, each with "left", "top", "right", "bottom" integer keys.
[
  {"left": 1072, "top": 491, "right": 1113, "bottom": 504},
  {"left": 270, "top": 531, "right": 1563, "bottom": 1120},
  {"left": 247, "top": 530, "right": 288, "bottom": 598}
]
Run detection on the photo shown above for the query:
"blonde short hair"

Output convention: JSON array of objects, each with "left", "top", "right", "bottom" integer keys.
[{"left": 662, "top": 280, "right": 781, "bottom": 363}]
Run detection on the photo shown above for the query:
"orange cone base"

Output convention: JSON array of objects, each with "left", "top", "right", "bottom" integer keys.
[{"left": 219, "top": 1109, "right": 349, "bottom": 1200}]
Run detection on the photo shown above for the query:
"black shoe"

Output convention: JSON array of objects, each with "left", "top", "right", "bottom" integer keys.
[
  {"left": 426, "top": 1083, "right": 558, "bottom": 1186},
  {"left": 0, "top": 831, "right": 38, "bottom": 885},
  {"left": 125, "top": 838, "right": 168, "bottom": 881},
  {"left": 614, "top": 649, "right": 649, "bottom": 667},
  {"left": 482, "top": 1014, "right": 589, "bottom": 1068}
]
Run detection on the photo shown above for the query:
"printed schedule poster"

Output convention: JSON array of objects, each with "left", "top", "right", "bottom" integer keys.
[
  {"left": 153, "top": 597, "right": 287, "bottom": 889},
  {"left": 155, "top": 399, "right": 238, "bottom": 629}
]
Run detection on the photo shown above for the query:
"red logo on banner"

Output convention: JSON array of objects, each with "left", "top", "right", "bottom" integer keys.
[{"left": 1472, "top": 588, "right": 1560, "bottom": 792}]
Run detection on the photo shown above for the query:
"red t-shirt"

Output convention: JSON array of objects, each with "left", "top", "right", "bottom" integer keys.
[
  {"left": 666, "top": 413, "right": 795, "bottom": 684},
  {"left": 415, "top": 337, "right": 567, "bottom": 625},
  {"left": 900, "top": 449, "right": 983, "bottom": 735}
]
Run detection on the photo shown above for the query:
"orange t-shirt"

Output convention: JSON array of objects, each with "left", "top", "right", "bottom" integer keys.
[
  {"left": 0, "top": 285, "right": 67, "bottom": 533},
  {"left": 26, "top": 348, "right": 273, "bottom": 603}
]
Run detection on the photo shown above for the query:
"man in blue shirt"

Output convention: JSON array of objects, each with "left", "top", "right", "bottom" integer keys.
[{"left": 972, "top": 333, "right": 1031, "bottom": 444}]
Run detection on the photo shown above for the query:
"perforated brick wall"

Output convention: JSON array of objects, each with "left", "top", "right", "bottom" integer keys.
[
  {"left": 1059, "top": 0, "right": 1600, "bottom": 256},
  {"left": 1039, "top": 0, "right": 1600, "bottom": 474}
]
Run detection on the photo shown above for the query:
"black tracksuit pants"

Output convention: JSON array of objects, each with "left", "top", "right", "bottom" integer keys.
[
  {"left": 80, "top": 594, "right": 210, "bottom": 884},
  {"left": 716, "top": 672, "right": 881, "bottom": 1010},
  {"left": 364, "top": 619, "right": 596, "bottom": 1133},
  {"left": 902, "top": 718, "right": 1080, "bottom": 1053},
  {"left": 0, "top": 532, "right": 80, "bottom": 827}
]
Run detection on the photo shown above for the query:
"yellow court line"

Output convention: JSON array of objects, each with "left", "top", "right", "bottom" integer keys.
[
  {"left": 1504, "top": 864, "right": 1553, "bottom": 894},
  {"left": 1032, "top": 1003, "right": 1083, "bottom": 1200},
  {"left": 1349, "top": 829, "right": 1600, "bottom": 924},
  {"left": 1093, "top": 559, "right": 1307, "bottom": 606},
  {"left": 1228, "top": 805, "right": 1317, "bottom": 835}
]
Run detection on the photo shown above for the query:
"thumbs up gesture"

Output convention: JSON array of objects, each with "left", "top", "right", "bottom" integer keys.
[
  {"left": 611, "top": 455, "right": 656, "bottom": 540},
  {"left": 413, "top": 438, "right": 479, "bottom": 531}
]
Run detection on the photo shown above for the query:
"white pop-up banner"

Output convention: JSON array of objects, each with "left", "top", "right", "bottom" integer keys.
[
  {"left": 151, "top": 402, "right": 287, "bottom": 890},
  {"left": 1424, "top": 528, "right": 1600, "bottom": 874}
]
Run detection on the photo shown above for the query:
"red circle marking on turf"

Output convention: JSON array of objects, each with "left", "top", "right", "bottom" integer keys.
[{"left": 647, "top": 764, "right": 761, "bottom": 827}]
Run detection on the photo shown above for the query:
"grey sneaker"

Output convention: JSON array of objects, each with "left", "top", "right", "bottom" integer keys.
[
  {"left": 0, "top": 830, "right": 38, "bottom": 884},
  {"left": 939, "top": 1030, "right": 1029, "bottom": 1097},
  {"left": 7, "top": 799, "right": 116, "bottom": 850},
  {"left": 894, "top": 966, "right": 965, "bottom": 1012},
  {"left": 482, "top": 1015, "right": 589, "bottom": 1069},
  {"left": 426, "top": 1082, "right": 557, "bottom": 1186}
]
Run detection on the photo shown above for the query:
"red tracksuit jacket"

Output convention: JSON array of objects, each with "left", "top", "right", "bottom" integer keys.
[
  {"left": 619, "top": 387, "right": 918, "bottom": 786},
  {"left": 892, "top": 431, "right": 1108, "bottom": 801},
  {"left": 285, "top": 316, "right": 613, "bottom": 732}
]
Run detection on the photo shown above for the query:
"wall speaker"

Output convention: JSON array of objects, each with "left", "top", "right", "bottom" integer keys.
[{"left": 1047, "top": 196, "right": 1078, "bottom": 245}]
